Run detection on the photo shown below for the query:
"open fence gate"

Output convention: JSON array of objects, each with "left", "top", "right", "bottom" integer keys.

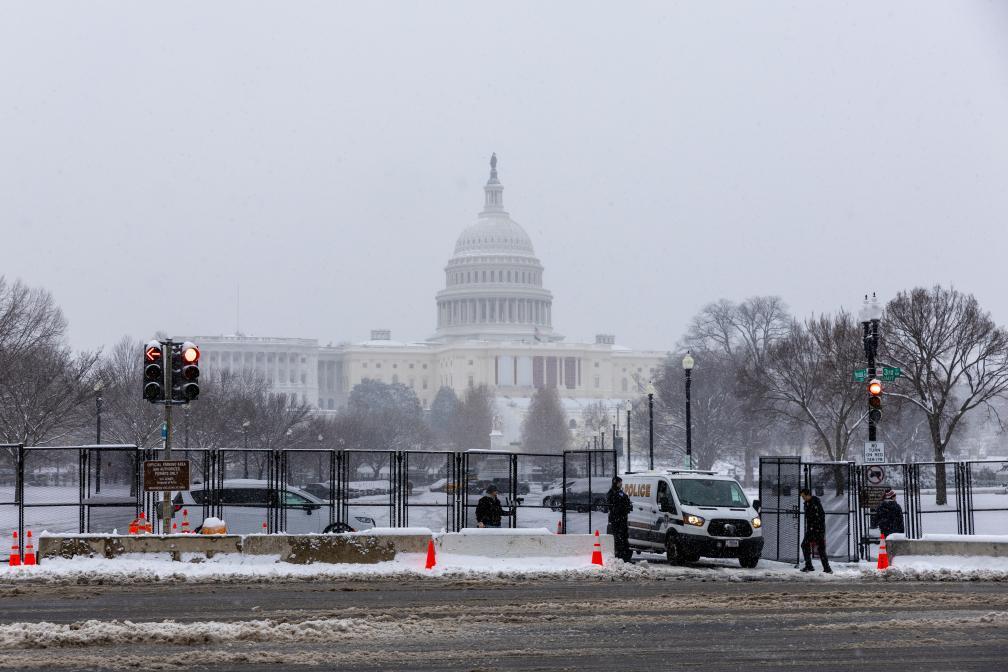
[{"left": 758, "top": 456, "right": 801, "bottom": 565}]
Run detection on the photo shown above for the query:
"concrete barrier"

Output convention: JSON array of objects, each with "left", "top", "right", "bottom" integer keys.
[
  {"left": 886, "top": 534, "right": 1008, "bottom": 560},
  {"left": 243, "top": 534, "right": 396, "bottom": 564},
  {"left": 39, "top": 534, "right": 243, "bottom": 561},
  {"left": 435, "top": 528, "right": 614, "bottom": 559}
]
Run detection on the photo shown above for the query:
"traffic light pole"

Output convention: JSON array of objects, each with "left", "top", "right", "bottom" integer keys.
[
  {"left": 162, "top": 339, "right": 174, "bottom": 533},
  {"left": 863, "top": 320, "right": 879, "bottom": 442}
]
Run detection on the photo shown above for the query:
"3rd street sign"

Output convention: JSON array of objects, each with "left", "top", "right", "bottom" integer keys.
[{"left": 853, "top": 367, "right": 902, "bottom": 383}]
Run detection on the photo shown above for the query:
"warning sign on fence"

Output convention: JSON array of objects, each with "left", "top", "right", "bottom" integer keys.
[
  {"left": 859, "top": 485, "right": 886, "bottom": 510},
  {"left": 143, "top": 460, "right": 190, "bottom": 491}
]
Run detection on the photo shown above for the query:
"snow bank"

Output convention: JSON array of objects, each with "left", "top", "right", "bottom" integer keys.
[{"left": 453, "top": 527, "right": 553, "bottom": 535}]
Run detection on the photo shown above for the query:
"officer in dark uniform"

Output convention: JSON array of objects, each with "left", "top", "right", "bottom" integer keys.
[
  {"left": 800, "top": 487, "right": 831, "bottom": 573},
  {"left": 607, "top": 476, "right": 633, "bottom": 562},
  {"left": 476, "top": 484, "right": 503, "bottom": 528}
]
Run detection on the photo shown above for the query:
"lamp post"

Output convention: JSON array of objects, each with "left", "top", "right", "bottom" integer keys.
[
  {"left": 646, "top": 382, "right": 655, "bottom": 470},
  {"left": 241, "top": 419, "right": 251, "bottom": 478},
  {"left": 94, "top": 380, "right": 103, "bottom": 493},
  {"left": 682, "top": 352, "right": 695, "bottom": 469},
  {"left": 625, "top": 400, "right": 632, "bottom": 473}
]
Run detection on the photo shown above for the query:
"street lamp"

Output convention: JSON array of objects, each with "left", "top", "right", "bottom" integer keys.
[
  {"left": 646, "top": 382, "right": 656, "bottom": 470},
  {"left": 624, "top": 400, "right": 632, "bottom": 473},
  {"left": 682, "top": 352, "right": 695, "bottom": 470},
  {"left": 242, "top": 419, "right": 251, "bottom": 478},
  {"left": 94, "top": 380, "right": 103, "bottom": 493}
]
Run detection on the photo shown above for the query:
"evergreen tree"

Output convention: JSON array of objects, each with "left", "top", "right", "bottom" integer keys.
[
  {"left": 451, "top": 385, "right": 494, "bottom": 450},
  {"left": 521, "top": 386, "right": 570, "bottom": 453},
  {"left": 428, "top": 386, "right": 460, "bottom": 449}
]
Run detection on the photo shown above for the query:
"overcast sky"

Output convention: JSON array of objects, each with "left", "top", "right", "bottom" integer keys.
[{"left": 2, "top": 1, "right": 1007, "bottom": 353}]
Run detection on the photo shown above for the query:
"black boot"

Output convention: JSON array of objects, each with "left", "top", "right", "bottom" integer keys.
[{"left": 800, "top": 565, "right": 814, "bottom": 572}]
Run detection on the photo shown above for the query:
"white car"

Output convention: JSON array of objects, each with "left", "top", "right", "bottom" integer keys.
[
  {"left": 172, "top": 479, "right": 328, "bottom": 534},
  {"left": 623, "top": 470, "right": 763, "bottom": 568}
]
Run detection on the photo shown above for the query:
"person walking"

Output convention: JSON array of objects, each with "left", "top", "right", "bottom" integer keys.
[
  {"left": 876, "top": 488, "right": 905, "bottom": 538},
  {"left": 476, "top": 484, "right": 503, "bottom": 528},
  {"left": 800, "top": 488, "right": 831, "bottom": 573},
  {"left": 606, "top": 476, "right": 633, "bottom": 562}
]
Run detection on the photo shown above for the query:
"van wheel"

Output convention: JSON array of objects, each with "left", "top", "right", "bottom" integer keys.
[
  {"left": 739, "top": 553, "right": 760, "bottom": 569},
  {"left": 682, "top": 552, "right": 700, "bottom": 564},
  {"left": 323, "top": 522, "right": 355, "bottom": 534},
  {"left": 665, "top": 534, "right": 683, "bottom": 565}
]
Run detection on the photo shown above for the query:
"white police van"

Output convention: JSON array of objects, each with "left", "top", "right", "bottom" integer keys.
[{"left": 623, "top": 470, "right": 763, "bottom": 568}]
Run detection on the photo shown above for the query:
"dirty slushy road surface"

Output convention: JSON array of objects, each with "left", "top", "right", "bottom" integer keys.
[{"left": 1, "top": 577, "right": 1006, "bottom": 671}]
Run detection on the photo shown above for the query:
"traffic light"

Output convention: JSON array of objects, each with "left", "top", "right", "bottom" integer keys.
[
  {"left": 868, "top": 378, "right": 882, "bottom": 422},
  {"left": 143, "top": 340, "right": 164, "bottom": 402},
  {"left": 179, "top": 341, "right": 200, "bottom": 401}
]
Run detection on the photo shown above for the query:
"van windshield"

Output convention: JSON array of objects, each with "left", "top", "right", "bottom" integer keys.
[{"left": 671, "top": 479, "right": 749, "bottom": 508}]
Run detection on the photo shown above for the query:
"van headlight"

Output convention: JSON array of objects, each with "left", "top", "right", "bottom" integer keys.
[
  {"left": 683, "top": 513, "right": 705, "bottom": 527},
  {"left": 752, "top": 517, "right": 762, "bottom": 529}
]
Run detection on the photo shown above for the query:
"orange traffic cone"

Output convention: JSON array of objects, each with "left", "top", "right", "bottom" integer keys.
[
  {"left": 23, "top": 530, "right": 36, "bottom": 566},
  {"left": 128, "top": 516, "right": 139, "bottom": 535},
  {"left": 556, "top": 519, "right": 563, "bottom": 535},
  {"left": 171, "top": 522, "right": 178, "bottom": 534},
  {"left": 425, "top": 538, "right": 437, "bottom": 570},
  {"left": 262, "top": 521, "right": 268, "bottom": 534},
  {"left": 877, "top": 534, "right": 889, "bottom": 570},
  {"left": 181, "top": 509, "right": 191, "bottom": 534},
  {"left": 8, "top": 531, "right": 20, "bottom": 566},
  {"left": 591, "top": 530, "right": 603, "bottom": 566},
  {"left": 138, "top": 512, "right": 152, "bottom": 534}
]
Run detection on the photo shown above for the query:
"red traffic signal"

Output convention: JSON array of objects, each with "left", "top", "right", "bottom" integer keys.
[
  {"left": 867, "top": 378, "right": 882, "bottom": 421},
  {"left": 181, "top": 343, "right": 200, "bottom": 364},
  {"left": 142, "top": 340, "right": 164, "bottom": 402}
]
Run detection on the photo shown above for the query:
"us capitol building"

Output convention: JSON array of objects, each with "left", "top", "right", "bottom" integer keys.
[{"left": 185, "top": 155, "right": 666, "bottom": 442}]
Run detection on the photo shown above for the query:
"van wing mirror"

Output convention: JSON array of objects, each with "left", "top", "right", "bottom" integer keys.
[
  {"left": 659, "top": 499, "right": 676, "bottom": 514},
  {"left": 752, "top": 499, "right": 761, "bottom": 513}
]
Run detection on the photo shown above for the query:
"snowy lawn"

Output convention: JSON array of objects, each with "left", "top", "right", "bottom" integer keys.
[{"left": 2, "top": 551, "right": 1005, "bottom": 585}]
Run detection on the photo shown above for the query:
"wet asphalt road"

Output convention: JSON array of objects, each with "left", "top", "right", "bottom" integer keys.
[{"left": 1, "top": 577, "right": 1007, "bottom": 671}]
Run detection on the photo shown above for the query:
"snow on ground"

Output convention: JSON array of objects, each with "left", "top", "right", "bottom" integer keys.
[{"left": 2, "top": 550, "right": 1005, "bottom": 586}]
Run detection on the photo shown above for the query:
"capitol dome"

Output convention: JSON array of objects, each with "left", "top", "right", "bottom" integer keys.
[{"left": 432, "top": 154, "right": 560, "bottom": 343}]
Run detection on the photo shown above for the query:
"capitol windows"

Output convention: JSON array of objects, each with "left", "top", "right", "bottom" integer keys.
[
  {"left": 376, "top": 362, "right": 381, "bottom": 369},
  {"left": 362, "top": 363, "right": 368, "bottom": 368},
  {"left": 422, "top": 363, "right": 428, "bottom": 369},
  {"left": 594, "top": 376, "right": 600, "bottom": 388},
  {"left": 482, "top": 271, "right": 486, "bottom": 282},
  {"left": 392, "top": 374, "right": 399, "bottom": 384},
  {"left": 409, "top": 363, "right": 414, "bottom": 369},
  {"left": 422, "top": 378, "right": 428, "bottom": 389}
]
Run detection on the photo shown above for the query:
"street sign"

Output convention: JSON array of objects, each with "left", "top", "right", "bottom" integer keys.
[
  {"left": 864, "top": 464, "right": 886, "bottom": 485},
  {"left": 859, "top": 485, "right": 887, "bottom": 510},
  {"left": 864, "top": 441, "right": 885, "bottom": 463},
  {"left": 853, "top": 369, "right": 868, "bottom": 383},
  {"left": 881, "top": 366, "right": 901, "bottom": 382},
  {"left": 143, "top": 460, "right": 190, "bottom": 491}
]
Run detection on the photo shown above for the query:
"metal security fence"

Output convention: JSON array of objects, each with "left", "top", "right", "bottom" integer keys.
[
  {"left": 760, "top": 456, "right": 1008, "bottom": 562},
  {"left": 2, "top": 444, "right": 616, "bottom": 560}
]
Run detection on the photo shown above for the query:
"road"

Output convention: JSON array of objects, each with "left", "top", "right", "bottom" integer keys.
[{"left": 1, "top": 576, "right": 1006, "bottom": 671}]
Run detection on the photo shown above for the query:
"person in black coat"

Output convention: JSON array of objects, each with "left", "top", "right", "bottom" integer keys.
[
  {"left": 606, "top": 477, "right": 633, "bottom": 562},
  {"left": 476, "top": 484, "right": 503, "bottom": 528},
  {"left": 876, "top": 489, "right": 905, "bottom": 538},
  {"left": 800, "top": 488, "right": 831, "bottom": 573}
]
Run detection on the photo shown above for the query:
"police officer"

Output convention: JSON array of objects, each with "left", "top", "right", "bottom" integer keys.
[
  {"left": 607, "top": 476, "right": 633, "bottom": 562},
  {"left": 799, "top": 488, "right": 831, "bottom": 573},
  {"left": 476, "top": 484, "right": 503, "bottom": 528}
]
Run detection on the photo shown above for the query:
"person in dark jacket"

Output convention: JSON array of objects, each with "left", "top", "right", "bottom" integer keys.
[
  {"left": 800, "top": 488, "right": 831, "bottom": 573},
  {"left": 606, "top": 477, "right": 633, "bottom": 562},
  {"left": 876, "top": 489, "right": 905, "bottom": 538},
  {"left": 476, "top": 484, "right": 503, "bottom": 528}
]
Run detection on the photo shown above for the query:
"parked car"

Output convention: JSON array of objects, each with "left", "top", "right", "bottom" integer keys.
[
  {"left": 172, "top": 479, "right": 327, "bottom": 534},
  {"left": 541, "top": 477, "right": 610, "bottom": 512}
]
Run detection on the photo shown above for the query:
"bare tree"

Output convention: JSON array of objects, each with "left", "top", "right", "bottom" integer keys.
[
  {"left": 682, "top": 296, "right": 790, "bottom": 484},
  {"left": 883, "top": 286, "right": 1008, "bottom": 504},
  {"left": 747, "top": 313, "right": 866, "bottom": 492}
]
